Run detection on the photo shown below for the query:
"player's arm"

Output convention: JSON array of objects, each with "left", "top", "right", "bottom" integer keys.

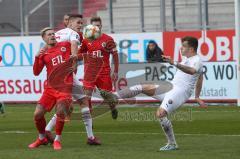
[
  {"left": 195, "top": 73, "right": 203, "bottom": 98},
  {"left": 195, "top": 74, "right": 207, "bottom": 107},
  {"left": 77, "top": 40, "right": 87, "bottom": 61},
  {"left": 111, "top": 44, "right": 119, "bottom": 81},
  {"left": 33, "top": 48, "right": 45, "bottom": 76},
  {"left": 70, "top": 40, "right": 78, "bottom": 58},
  {"left": 70, "top": 31, "right": 81, "bottom": 58},
  {"left": 162, "top": 55, "right": 196, "bottom": 75},
  {"left": 174, "top": 63, "right": 197, "bottom": 75},
  {"left": 70, "top": 32, "right": 81, "bottom": 68}
]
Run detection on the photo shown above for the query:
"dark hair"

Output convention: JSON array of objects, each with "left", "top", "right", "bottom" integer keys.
[
  {"left": 40, "top": 27, "right": 53, "bottom": 37},
  {"left": 68, "top": 14, "right": 83, "bottom": 21},
  {"left": 148, "top": 40, "right": 157, "bottom": 45},
  {"left": 90, "top": 16, "right": 102, "bottom": 24},
  {"left": 181, "top": 36, "right": 198, "bottom": 52}
]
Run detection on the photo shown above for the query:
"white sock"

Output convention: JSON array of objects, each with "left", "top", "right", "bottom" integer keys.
[
  {"left": 81, "top": 107, "right": 94, "bottom": 138},
  {"left": 54, "top": 135, "right": 61, "bottom": 141},
  {"left": 116, "top": 84, "right": 143, "bottom": 99},
  {"left": 39, "top": 133, "right": 45, "bottom": 140},
  {"left": 45, "top": 114, "right": 57, "bottom": 132},
  {"left": 130, "top": 84, "right": 143, "bottom": 91},
  {"left": 159, "top": 117, "right": 176, "bottom": 145}
]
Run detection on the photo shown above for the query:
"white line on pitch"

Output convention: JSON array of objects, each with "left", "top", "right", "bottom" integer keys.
[{"left": 1, "top": 131, "right": 240, "bottom": 137}]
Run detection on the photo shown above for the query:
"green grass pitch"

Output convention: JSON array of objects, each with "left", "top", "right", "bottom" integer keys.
[{"left": 0, "top": 104, "right": 240, "bottom": 159}]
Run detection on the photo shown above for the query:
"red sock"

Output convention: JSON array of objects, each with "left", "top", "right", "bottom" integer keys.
[
  {"left": 34, "top": 116, "right": 46, "bottom": 134},
  {"left": 55, "top": 114, "right": 65, "bottom": 135}
]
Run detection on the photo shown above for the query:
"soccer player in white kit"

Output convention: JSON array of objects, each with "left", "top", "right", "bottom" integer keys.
[
  {"left": 101, "top": 36, "right": 206, "bottom": 150},
  {"left": 45, "top": 14, "right": 100, "bottom": 145}
]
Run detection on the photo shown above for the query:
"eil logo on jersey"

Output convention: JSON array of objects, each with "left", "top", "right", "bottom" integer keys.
[
  {"left": 52, "top": 55, "right": 66, "bottom": 66},
  {"left": 61, "top": 47, "right": 66, "bottom": 52},
  {"left": 92, "top": 50, "right": 103, "bottom": 58}
]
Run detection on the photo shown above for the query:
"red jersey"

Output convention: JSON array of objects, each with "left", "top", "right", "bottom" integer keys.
[
  {"left": 0, "top": 55, "right": 2, "bottom": 63},
  {"left": 80, "top": 33, "right": 116, "bottom": 75},
  {"left": 33, "top": 42, "right": 72, "bottom": 88},
  {"left": 78, "top": 32, "right": 83, "bottom": 43}
]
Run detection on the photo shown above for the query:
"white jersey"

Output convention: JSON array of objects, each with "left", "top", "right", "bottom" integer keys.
[
  {"left": 171, "top": 54, "right": 203, "bottom": 94},
  {"left": 55, "top": 28, "right": 80, "bottom": 44}
]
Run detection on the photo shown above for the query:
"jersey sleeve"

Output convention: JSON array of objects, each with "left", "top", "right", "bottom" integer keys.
[
  {"left": 33, "top": 56, "right": 45, "bottom": 76},
  {"left": 105, "top": 36, "right": 117, "bottom": 54}
]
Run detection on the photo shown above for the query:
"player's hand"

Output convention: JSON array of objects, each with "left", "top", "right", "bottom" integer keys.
[
  {"left": 70, "top": 55, "right": 78, "bottom": 70},
  {"left": 35, "top": 48, "right": 46, "bottom": 58},
  {"left": 162, "top": 55, "right": 174, "bottom": 65},
  {"left": 111, "top": 72, "right": 118, "bottom": 82},
  {"left": 195, "top": 97, "right": 207, "bottom": 108}
]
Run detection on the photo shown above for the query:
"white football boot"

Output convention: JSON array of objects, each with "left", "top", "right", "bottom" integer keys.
[{"left": 159, "top": 143, "right": 178, "bottom": 151}]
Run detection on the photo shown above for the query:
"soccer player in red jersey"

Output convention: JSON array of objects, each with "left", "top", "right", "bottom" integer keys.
[
  {"left": 28, "top": 27, "right": 73, "bottom": 150},
  {"left": 79, "top": 16, "right": 119, "bottom": 119},
  {"left": 45, "top": 14, "right": 101, "bottom": 145}
]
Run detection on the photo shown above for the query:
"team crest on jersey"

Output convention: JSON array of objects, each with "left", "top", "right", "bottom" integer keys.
[
  {"left": 168, "top": 99, "right": 173, "bottom": 104},
  {"left": 61, "top": 47, "right": 66, "bottom": 52},
  {"left": 102, "top": 40, "right": 116, "bottom": 52},
  {"left": 101, "top": 42, "right": 106, "bottom": 48}
]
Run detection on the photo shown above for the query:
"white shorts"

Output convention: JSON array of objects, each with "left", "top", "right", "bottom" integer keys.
[
  {"left": 154, "top": 85, "right": 191, "bottom": 114},
  {"left": 72, "top": 74, "right": 85, "bottom": 100}
]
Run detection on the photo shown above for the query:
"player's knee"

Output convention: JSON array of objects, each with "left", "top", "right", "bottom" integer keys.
[
  {"left": 56, "top": 103, "right": 67, "bottom": 116},
  {"left": 76, "top": 98, "right": 84, "bottom": 105},
  {"left": 156, "top": 108, "right": 167, "bottom": 118},
  {"left": 34, "top": 112, "right": 44, "bottom": 120},
  {"left": 77, "top": 97, "right": 89, "bottom": 109},
  {"left": 142, "top": 84, "right": 156, "bottom": 96},
  {"left": 34, "top": 105, "right": 45, "bottom": 120}
]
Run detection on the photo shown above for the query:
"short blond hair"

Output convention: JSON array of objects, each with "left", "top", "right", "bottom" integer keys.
[{"left": 40, "top": 27, "right": 53, "bottom": 37}]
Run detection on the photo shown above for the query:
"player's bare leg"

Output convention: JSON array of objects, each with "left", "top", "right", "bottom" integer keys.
[
  {"left": 109, "top": 102, "right": 118, "bottom": 119},
  {"left": 28, "top": 105, "right": 48, "bottom": 149},
  {"left": 45, "top": 104, "right": 73, "bottom": 144},
  {"left": 101, "top": 83, "right": 172, "bottom": 105},
  {"left": 156, "top": 108, "right": 178, "bottom": 151},
  {"left": 100, "top": 84, "right": 144, "bottom": 105},
  {"left": 100, "top": 84, "right": 155, "bottom": 120},
  {"left": 52, "top": 101, "right": 70, "bottom": 150},
  {"left": 100, "top": 84, "right": 160, "bottom": 104},
  {"left": 64, "top": 103, "right": 74, "bottom": 122},
  {"left": 99, "top": 90, "right": 118, "bottom": 119}
]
